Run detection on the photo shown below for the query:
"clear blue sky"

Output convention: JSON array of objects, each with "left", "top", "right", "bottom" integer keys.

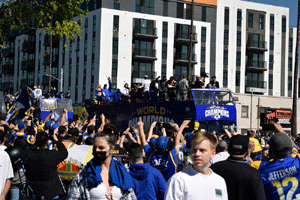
[{"left": 250, "top": 0, "right": 298, "bottom": 27}]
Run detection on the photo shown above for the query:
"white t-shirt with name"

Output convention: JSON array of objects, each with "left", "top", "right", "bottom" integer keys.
[
  {"left": 0, "top": 150, "right": 14, "bottom": 195},
  {"left": 142, "top": 79, "right": 151, "bottom": 92},
  {"left": 33, "top": 88, "right": 42, "bottom": 99},
  {"left": 165, "top": 166, "right": 228, "bottom": 200}
]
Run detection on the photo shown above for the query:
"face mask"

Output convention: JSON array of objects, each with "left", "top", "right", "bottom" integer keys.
[{"left": 93, "top": 149, "right": 108, "bottom": 163}]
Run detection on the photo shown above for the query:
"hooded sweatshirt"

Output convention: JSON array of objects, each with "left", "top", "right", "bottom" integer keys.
[{"left": 129, "top": 163, "right": 166, "bottom": 200}]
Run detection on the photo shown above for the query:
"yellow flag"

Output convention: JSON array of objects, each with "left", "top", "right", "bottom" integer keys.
[{"left": 78, "top": 107, "right": 89, "bottom": 122}]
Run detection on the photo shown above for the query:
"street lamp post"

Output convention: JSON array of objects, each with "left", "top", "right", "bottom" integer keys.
[{"left": 46, "top": 74, "right": 63, "bottom": 93}]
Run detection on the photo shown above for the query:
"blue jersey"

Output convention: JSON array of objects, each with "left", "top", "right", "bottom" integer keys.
[
  {"left": 11, "top": 132, "right": 35, "bottom": 144},
  {"left": 256, "top": 155, "right": 300, "bottom": 200},
  {"left": 148, "top": 149, "right": 177, "bottom": 181}
]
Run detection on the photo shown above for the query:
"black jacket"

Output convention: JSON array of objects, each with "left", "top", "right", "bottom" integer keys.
[
  {"left": 211, "top": 156, "right": 266, "bottom": 200},
  {"left": 24, "top": 141, "right": 68, "bottom": 200}
]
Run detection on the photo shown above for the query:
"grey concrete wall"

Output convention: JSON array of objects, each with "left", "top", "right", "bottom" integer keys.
[
  {"left": 206, "top": 6, "right": 217, "bottom": 76},
  {"left": 120, "top": 0, "right": 136, "bottom": 12}
]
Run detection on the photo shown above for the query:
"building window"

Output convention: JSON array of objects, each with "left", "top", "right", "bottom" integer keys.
[
  {"left": 289, "top": 38, "right": 293, "bottom": 52},
  {"left": 223, "top": 50, "right": 228, "bottom": 65},
  {"left": 201, "top": 27, "right": 206, "bottom": 42},
  {"left": 236, "top": 51, "right": 241, "bottom": 66},
  {"left": 162, "top": 64, "right": 166, "bottom": 77},
  {"left": 270, "top": 35, "right": 274, "bottom": 50},
  {"left": 93, "top": 15, "right": 96, "bottom": 32},
  {"left": 113, "top": 16, "right": 119, "bottom": 31},
  {"left": 112, "top": 59, "right": 118, "bottom": 76},
  {"left": 134, "top": 40, "right": 153, "bottom": 57},
  {"left": 177, "top": 2, "right": 183, "bottom": 18},
  {"left": 114, "top": 0, "right": 120, "bottom": 10},
  {"left": 223, "top": 70, "right": 228, "bottom": 87},
  {"left": 282, "top": 17, "right": 286, "bottom": 33},
  {"left": 288, "top": 57, "right": 293, "bottom": 71},
  {"left": 136, "top": 0, "right": 154, "bottom": 14},
  {"left": 269, "top": 55, "right": 273, "bottom": 70},
  {"left": 288, "top": 76, "right": 292, "bottom": 90},
  {"left": 163, "top": 22, "right": 168, "bottom": 38},
  {"left": 224, "top": 29, "right": 229, "bottom": 45},
  {"left": 237, "top": 31, "right": 241, "bottom": 46},
  {"left": 248, "top": 13, "right": 253, "bottom": 28},
  {"left": 270, "top": 16, "right": 274, "bottom": 31},
  {"left": 202, "top": 6, "right": 206, "bottom": 21},
  {"left": 224, "top": 8, "right": 229, "bottom": 25},
  {"left": 174, "top": 65, "right": 189, "bottom": 79},
  {"left": 163, "top": 1, "right": 168, "bottom": 16},
  {"left": 113, "top": 38, "right": 118, "bottom": 54},
  {"left": 269, "top": 74, "right": 273, "bottom": 90},
  {"left": 133, "top": 62, "right": 153, "bottom": 78},
  {"left": 259, "top": 14, "right": 264, "bottom": 29},
  {"left": 241, "top": 106, "right": 248, "bottom": 118},
  {"left": 236, "top": 71, "right": 240, "bottom": 86},
  {"left": 237, "top": 10, "right": 242, "bottom": 27},
  {"left": 162, "top": 43, "right": 167, "bottom": 59},
  {"left": 201, "top": 47, "right": 206, "bottom": 63}
]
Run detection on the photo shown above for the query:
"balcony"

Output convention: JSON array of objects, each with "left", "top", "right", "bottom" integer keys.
[
  {"left": 20, "top": 78, "right": 28, "bottom": 86},
  {"left": 175, "top": 52, "right": 197, "bottom": 65},
  {"left": 246, "top": 60, "right": 267, "bottom": 71},
  {"left": 21, "top": 28, "right": 36, "bottom": 35},
  {"left": 21, "top": 59, "right": 35, "bottom": 71},
  {"left": 2, "top": 63, "right": 14, "bottom": 75},
  {"left": 133, "top": 48, "right": 157, "bottom": 61},
  {"left": 132, "top": 70, "right": 157, "bottom": 83},
  {"left": 44, "top": 35, "right": 59, "bottom": 46},
  {"left": 3, "top": 48, "right": 14, "bottom": 57},
  {"left": 22, "top": 41, "right": 36, "bottom": 52},
  {"left": 43, "top": 54, "right": 50, "bottom": 65},
  {"left": 175, "top": 31, "right": 197, "bottom": 43},
  {"left": 133, "top": 27, "right": 158, "bottom": 40},
  {"left": 247, "top": 40, "right": 267, "bottom": 51},
  {"left": 246, "top": 80, "right": 267, "bottom": 93},
  {"left": 2, "top": 82, "right": 13, "bottom": 92}
]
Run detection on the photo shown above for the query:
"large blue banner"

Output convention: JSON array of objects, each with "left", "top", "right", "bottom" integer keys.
[
  {"left": 85, "top": 100, "right": 196, "bottom": 131},
  {"left": 195, "top": 104, "right": 237, "bottom": 123}
]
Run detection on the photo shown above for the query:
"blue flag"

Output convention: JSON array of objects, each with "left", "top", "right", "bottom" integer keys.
[{"left": 6, "top": 89, "right": 30, "bottom": 123}]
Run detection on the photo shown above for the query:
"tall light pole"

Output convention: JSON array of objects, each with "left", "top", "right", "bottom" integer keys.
[{"left": 292, "top": 0, "right": 300, "bottom": 137}]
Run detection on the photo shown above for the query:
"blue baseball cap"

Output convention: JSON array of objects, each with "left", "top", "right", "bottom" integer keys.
[
  {"left": 45, "top": 120, "right": 53, "bottom": 129},
  {"left": 18, "top": 121, "right": 27, "bottom": 129},
  {"left": 51, "top": 123, "right": 59, "bottom": 130},
  {"left": 156, "top": 136, "right": 169, "bottom": 150},
  {"left": 149, "top": 137, "right": 157, "bottom": 148}
]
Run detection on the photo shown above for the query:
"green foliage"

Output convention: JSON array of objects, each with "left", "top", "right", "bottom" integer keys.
[{"left": 0, "top": 0, "right": 89, "bottom": 48}]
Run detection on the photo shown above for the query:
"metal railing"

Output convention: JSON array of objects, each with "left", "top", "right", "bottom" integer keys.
[
  {"left": 134, "top": 27, "right": 157, "bottom": 36},
  {"left": 247, "top": 40, "right": 267, "bottom": 49},
  {"left": 246, "top": 80, "right": 267, "bottom": 88},
  {"left": 175, "top": 52, "right": 197, "bottom": 61},
  {"left": 134, "top": 48, "right": 156, "bottom": 58},
  {"left": 247, "top": 60, "right": 267, "bottom": 69},
  {"left": 132, "top": 71, "right": 157, "bottom": 79},
  {"left": 176, "top": 31, "right": 197, "bottom": 40}
]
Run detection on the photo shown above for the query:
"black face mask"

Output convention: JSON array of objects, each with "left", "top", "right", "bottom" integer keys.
[{"left": 93, "top": 150, "right": 108, "bottom": 163}]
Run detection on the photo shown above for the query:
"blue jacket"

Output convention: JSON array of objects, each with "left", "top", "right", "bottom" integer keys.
[
  {"left": 129, "top": 163, "right": 166, "bottom": 200},
  {"left": 112, "top": 92, "right": 122, "bottom": 103}
]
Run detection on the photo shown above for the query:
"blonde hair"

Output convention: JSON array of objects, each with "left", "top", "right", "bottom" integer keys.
[{"left": 191, "top": 131, "right": 218, "bottom": 150}]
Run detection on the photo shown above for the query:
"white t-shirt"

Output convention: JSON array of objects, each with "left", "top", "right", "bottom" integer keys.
[
  {"left": 0, "top": 150, "right": 14, "bottom": 195},
  {"left": 33, "top": 89, "right": 42, "bottom": 99},
  {"left": 165, "top": 166, "right": 228, "bottom": 200},
  {"left": 90, "top": 184, "right": 122, "bottom": 200},
  {"left": 142, "top": 79, "right": 151, "bottom": 92},
  {"left": 211, "top": 152, "right": 230, "bottom": 164}
]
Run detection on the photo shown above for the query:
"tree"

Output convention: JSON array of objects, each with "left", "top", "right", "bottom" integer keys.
[{"left": 0, "top": 0, "right": 88, "bottom": 90}]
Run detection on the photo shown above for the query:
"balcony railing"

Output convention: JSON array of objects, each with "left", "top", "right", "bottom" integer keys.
[
  {"left": 175, "top": 52, "right": 197, "bottom": 61},
  {"left": 43, "top": 54, "right": 50, "bottom": 65},
  {"left": 247, "top": 40, "right": 267, "bottom": 51},
  {"left": 21, "top": 59, "right": 35, "bottom": 71},
  {"left": 2, "top": 63, "right": 14, "bottom": 74},
  {"left": 22, "top": 41, "right": 36, "bottom": 52},
  {"left": 246, "top": 60, "right": 267, "bottom": 71},
  {"left": 246, "top": 80, "right": 267, "bottom": 88},
  {"left": 175, "top": 31, "right": 197, "bottom": 42},
  {"left": 2, "top": 82, "right": 13, "bottom": 92},
  {"left": 3, "top": 48, "right": 14, "bottom": 57},
  {"left": 133, "top": 48, "right": 157, "bottom": 61},
  {"left": 133, "top": 27, "right": 158, "bottom": 39},
  {"left": 132, "top": 71, "right": 157, "bottom": 79}
]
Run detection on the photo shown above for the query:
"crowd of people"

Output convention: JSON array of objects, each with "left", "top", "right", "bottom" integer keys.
[
  {"left": 0, "top": 98, "right": 300, "bottom": 200},
  {"left": 95, "top": 74, "right": 220, "bottom": 105}
]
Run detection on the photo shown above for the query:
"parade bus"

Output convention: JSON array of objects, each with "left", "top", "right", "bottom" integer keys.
[{"left": 85, "top": 89, "right": 237, "bottom": 134}]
